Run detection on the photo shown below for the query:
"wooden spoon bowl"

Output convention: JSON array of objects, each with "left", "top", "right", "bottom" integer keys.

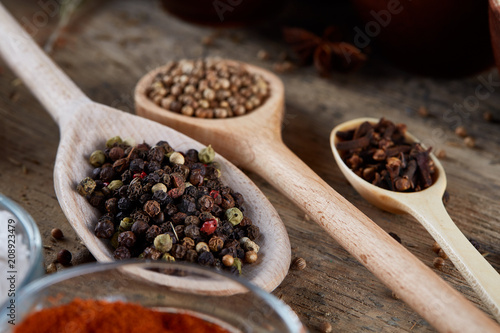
[
  {"left": 330, "top": 117, "right": 500, "bottom": 321},
  {"left": 135, "top": 61, "right": 500, "bottom": 330},
  {"left": 0, "top": 4, "right": 290, "bottom": 295}
]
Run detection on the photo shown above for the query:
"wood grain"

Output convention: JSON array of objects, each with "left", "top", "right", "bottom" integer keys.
[
  {"left": 0, "top": 2, "right": 290, "bottom": 295},
  {"left": 0, "top": 0, "right": 499, "bottom": 331}
]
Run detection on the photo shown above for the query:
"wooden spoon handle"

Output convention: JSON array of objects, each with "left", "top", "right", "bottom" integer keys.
[
  {"left": 404, "top": 199, "right": 500, "bottom": 322},
  {"left": 0, "top": 3, "right": 89, "bottom": 126},
  {"left": 248, "top": 138, "right": 500, "bottom": 332}
]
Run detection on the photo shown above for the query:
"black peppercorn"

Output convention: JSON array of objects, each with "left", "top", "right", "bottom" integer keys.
[
  {"left": 184, "top": 224, "right": 200, "bottom": 239},
  {"left": 131, "top": 221, "right": 149, "bottom": 237},
  {"left": 171, "top": 212, "right": 187, "bottom": 225},
  {"left": 172, "top": 244, "right": 187, "bottom": 259},
  {"left": 148, "top": 146, "right": 165, "bottom": 163},
  {"left": 145, "top": 225, "right": 162, "bottom": 243},
  {"left": 114, "top": 246, "right": 131, "bottom": 260},
  {"left": 91, "top": 167, "right": 101, "bottom": 180},
  {"left": 198, "top": 251, "right": 215, "bottom": 266},
  {"left": 185, "top": 149, "right": 199, "bottom": 163},
  {"left": 100, "top": 165, "right": 115, "bottom": 183},
  {"left": 105, "top": 197, "right": 118, "bottom": 214},
  {"left": 221, "top": 194, "right": 235, "bottom": 209},
  {"left": 189, "top": 169, "right": 204, "bottom": 186},
  {"left": 185, "top": 249, "right": 198, "bottom": 262},
  {"left": 152, "top": 190, "right": 170, "bottom": 206},
  {"left": 184, "top": 215, "right": 200, "bottom": 226},
  {"left": 198, "top": 195, "right": 214, "bottom": 212},
  {"left": 246, "top": 225, "right": 260, "bottom": 240},
  {"left": 88, "top": 191, "right": 106, "bottom": 209},
  {"left": 57, "top": 249, "right": 72, "bottom": 266},
  {"left": 109, "top": 146, "right": 124, "bottom": 161},
  {"left": 95, "top": 219, "right": 114, "bottom": 239},
  {"left": 144, "top": 200, "right": 161, "bottom": 217},
  {"left": 143, "top": 247, "right": 162, "bottom": 260},
  {"left": 118, "top": 231, "right": 136, "bottom": 248},
  {"left": 117, "top": 197, "right": 133, "bottom": 212},
  {"left": 130, "top": 158, "right": 145, "bottom": 173}
]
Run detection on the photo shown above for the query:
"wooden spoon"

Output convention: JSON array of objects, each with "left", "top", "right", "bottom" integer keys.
[
  {"left": 135, "top": 63, "right": 500, "bottom": 331},
  {"left": 0, "top": 3, "right": 291, "bottom": 295},
  {"left": 330, "top": 117, "right": 500, "bottom": 322}
]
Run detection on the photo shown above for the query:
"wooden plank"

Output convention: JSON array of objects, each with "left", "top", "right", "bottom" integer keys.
[{"left": 1, "top": 0, "right": 499, "bottom": 331}]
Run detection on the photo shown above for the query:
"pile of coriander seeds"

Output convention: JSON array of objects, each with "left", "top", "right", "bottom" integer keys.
[
  {"left": 146, "top": 58, "right": 270, "bottom": 118},
  {"left": 77, "top": 137, "right": 261, "bottom": 274}
]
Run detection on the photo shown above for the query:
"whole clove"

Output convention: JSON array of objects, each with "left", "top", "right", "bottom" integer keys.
[{"left": 336, "top": 118, "right": 435, "bottom": 192}]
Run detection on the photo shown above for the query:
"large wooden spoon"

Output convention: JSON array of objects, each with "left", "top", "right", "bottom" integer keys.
[
  {"left": 0, "top": 3, "right": 291, "bottom": 295},
  {"left": 330, "top": 117, "right": 500, "bottom": 321},
  {"left": 136, "top": 64, "right": 500, "bottom": 330}
]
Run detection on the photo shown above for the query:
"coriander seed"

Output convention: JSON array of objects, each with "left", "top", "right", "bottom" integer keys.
[
  {"left": 51, "top": 228, "right": 64, "bottom": 240},
  {"left": 222, "top": 254, "right": 234, "bottom": 267},
  {"left": 291, "top": 257, "right": 307, "bottom": 270},
  {"left": 433, "top": 257, "right": 445, "bottom": 270},
  {"left": 245, "top": 250, "right": 258, "bottom": 264}
]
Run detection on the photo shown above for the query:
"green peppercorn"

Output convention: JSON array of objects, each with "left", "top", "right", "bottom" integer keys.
[
  {"left": 154, "top": 234, "right": 173, "bottom": 253},
  {"left": 107, "top": 179, "right": 123, "bottom": 191},
  {"left": 226, "top": 207, "right": 243, "bottom": 226},
  {"left": 198, "top": 145, "right": 215, "bottom": 164},
  {"left": 111, "top": 232, "right": 120, "bottom": 249},
  {"left": 169, "top": 152, "right": 185, "bottom": 165},
  {"left": 89, "top": 150, "right": 106, "bottom": 167},
  {"left": 106, "top": 136, "right": 123, "bottom": 148},
  {"left": 119, "top": 217, "right": 134, "bottom": 232},
  {"left": 77, "top": 177, "right": 96, "bottom": 196},
  {"left": 232, "top": 257, "right": 242, "bottom": 275},
  {"left": 162, "top": 253, "right": 176, "bottom": 262},
  {"left": 152, "top": 183, "right": 167, "bottom": 193}
]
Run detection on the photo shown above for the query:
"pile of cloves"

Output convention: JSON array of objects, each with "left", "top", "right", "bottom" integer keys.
[{"left": 335, "top": 118, "right": 435, "bottom": 192}]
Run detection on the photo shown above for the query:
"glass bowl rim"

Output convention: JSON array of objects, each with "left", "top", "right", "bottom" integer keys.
[
  {"left": 7, "top": 260, "right": 306, "bottom": 332},
  {"left": 0, "top": 193, "right": 43, "bottom": 289}
]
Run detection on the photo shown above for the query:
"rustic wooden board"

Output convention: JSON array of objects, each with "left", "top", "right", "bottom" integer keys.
[{"left": 1, "top": 0, "right": 499, "bottom": 331}]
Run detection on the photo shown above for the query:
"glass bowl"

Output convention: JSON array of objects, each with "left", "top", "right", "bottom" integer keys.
[
  {"left": 0, "top": 261, "right": 307, "bottom": 332},
  {"left": 0, "top": 193, "right": 44, "bottom": 308}
]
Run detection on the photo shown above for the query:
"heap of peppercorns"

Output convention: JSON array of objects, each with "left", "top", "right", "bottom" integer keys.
[
  {"left": 146, "top": 58, "right": 270, "bottom": 118},
  {"left": 77, "top": 136, "right": 261, "bottom": 274}
]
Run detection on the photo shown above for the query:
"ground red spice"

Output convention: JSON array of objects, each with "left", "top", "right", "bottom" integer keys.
[{"left": 15, "top": 298, "right": 231, "bottom": 333}]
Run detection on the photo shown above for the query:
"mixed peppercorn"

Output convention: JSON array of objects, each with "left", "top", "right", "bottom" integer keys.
[
  {"left": 146, "top": 58, "right": 270, "bottom": 118},
  {"left": 335, "top": 118, "right": 435, "bottom": 192},
  {"left": 77, "top": 137, "right": 260, "bottom": 274}
]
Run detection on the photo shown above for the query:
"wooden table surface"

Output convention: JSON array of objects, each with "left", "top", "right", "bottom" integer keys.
[{"left": 1, "top": 1, "right": 499, "bottom": 332}]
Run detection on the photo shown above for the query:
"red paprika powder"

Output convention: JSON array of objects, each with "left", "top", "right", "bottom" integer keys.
[{"left": 14, "top": 298, "right": 231, "bottom": 333}]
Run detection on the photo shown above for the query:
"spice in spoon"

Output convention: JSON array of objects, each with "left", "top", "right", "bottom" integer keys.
[
  {"left": 77, "top": 137, "right": 261, "bottom": 274},
  {"left": 146, "top": 58, "right": 270, "bottom": 118},
  {"left": 335, "top": 118, "right": 435, "bottom": 192}
]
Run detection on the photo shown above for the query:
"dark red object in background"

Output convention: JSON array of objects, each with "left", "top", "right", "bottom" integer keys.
[
  {"left": 490, "top": 0, "right": 500, "bottom": 75},
  {"left": 161, "top": 0, "right": 286, "bottom": 27},
  {"left": 352, "top": 0, "right": 494, "bottom": 77}
]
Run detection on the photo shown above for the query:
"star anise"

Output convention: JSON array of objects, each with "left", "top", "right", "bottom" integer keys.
[{"left": 283, "top": 26, "right": 367, "bottom": 76}]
